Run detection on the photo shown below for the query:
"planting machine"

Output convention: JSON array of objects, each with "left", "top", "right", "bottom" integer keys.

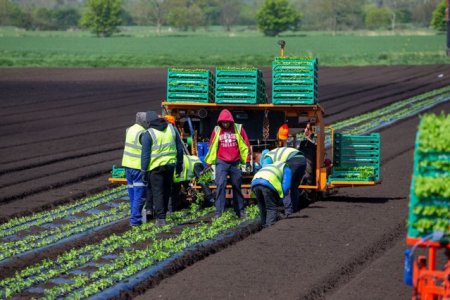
[{"left": 110, "top": 41, "right": 382, "bottom": 204}]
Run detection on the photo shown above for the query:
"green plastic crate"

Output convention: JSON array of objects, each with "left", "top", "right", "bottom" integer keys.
[
  {"left": 112, "top": 165, "right": 126, "bottom": 178},
  {"left": 167, "top": 92, "right": 213, "bottom": 103},
  {"left": 273, "top": 85, "right": 317, "bottom": 93},
  {"left": 168, "top": 69, "right": 211, "bottom": 79},
  {"left": 216, "top": 68, "right": 262, "bottom": 78},
  {"left": 329, "top": 133, "right": 381, "bottom": 182},
  {"left": 407, "top": 132, "right": 450, "bottom": 242}
]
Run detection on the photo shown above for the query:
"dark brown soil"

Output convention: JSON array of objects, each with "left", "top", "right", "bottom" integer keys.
[{"left": 0, "top": 66, "right": 449, "bottom": 299}]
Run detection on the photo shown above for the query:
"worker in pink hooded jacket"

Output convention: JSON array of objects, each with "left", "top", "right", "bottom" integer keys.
[{"left": 204, "top": 109, "right": 251, "bottom": 218}]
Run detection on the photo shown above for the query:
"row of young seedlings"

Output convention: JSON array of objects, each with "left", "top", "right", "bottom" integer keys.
[
  {"left": 0, "top": 202, "right": 129, "bottom": 261},
  {"left": 324, "top": 88, "right": 449, "bottom": 148},
  {"left": 331, "top": 86, "right": 450, "bottom": 133},
  {"left": 0, "top": 186, "right": 127, "bottom": 238},
  {"left": 0, "top": 204, "right": 259, "bottom": 299},
  {"left": 45, "top": 207, "right": 258, "bottom": 299},
  {"left": 0, "top": 204, "right": 214, "bottom": 298}
]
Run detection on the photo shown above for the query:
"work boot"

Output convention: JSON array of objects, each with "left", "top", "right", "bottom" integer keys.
[{"left": 155, "top": 219, "right": 167, "bottom": 226}]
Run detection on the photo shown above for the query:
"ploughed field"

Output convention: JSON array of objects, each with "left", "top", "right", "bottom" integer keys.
[{"left": 0, "top": 66, "right": 449, "bottom": 299}]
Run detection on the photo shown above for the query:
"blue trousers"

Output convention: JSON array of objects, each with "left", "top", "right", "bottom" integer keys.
[
  {"left": 125, "top": 168, "right": 146, "bottom": 225},
  {"left": 215, "top": 159, "right": 244, "bottom": 217}
]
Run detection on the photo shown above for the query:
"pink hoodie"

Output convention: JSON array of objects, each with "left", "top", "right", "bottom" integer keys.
[{"left": 209, "top": 109, "right": 251, "bottom": 163}]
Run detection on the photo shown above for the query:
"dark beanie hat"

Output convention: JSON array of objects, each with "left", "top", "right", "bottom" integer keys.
[{"left": 146, "top": 111, "right": 159, "bottom": 122}]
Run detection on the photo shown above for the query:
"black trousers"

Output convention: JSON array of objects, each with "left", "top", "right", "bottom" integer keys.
[
  {"left": 252, "top": 185, "right": 280, "bottom": 226},
  {"left": 149, "top": 164, "right": 175, "bottom": 220}
]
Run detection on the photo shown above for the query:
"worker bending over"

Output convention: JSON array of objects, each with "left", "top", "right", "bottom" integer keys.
[
  {"left": 251, "top": 161, "right": 292, "bottom": 226},
  {"left": 141, "top": 111, "right": 183, "bottom": 226},
  {"left": 261, "top": 147, "right": 306, "bottom": 214},
  {"left": 122, "top": 112, "right": 152, "bottom": 226},
  {"left": 171, "top": 154, "right": 215, "bottom": 211},
  {"left": 204, "top": 109, "right": 251, "bottom": 218}
]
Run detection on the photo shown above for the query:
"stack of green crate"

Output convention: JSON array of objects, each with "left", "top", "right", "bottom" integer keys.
[
  {"left": 167, "top": 68, "right": 215, "bottom": 103},
  {"left": 407, "top": 113, "right": 449, "bottom": 242},
  {"left": 328, "top": 133, "right": 381, "bottom": 182},
  {"left": 272, "top": 56, "right": 318, "bottom": 105},
  {"left": 215, "top": 67, "right": 267, "bottom": 104}
]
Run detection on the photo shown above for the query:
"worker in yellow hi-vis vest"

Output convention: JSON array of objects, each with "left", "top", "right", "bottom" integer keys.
[
  {"left": 141, "top": 111, "right": 183, "bottom": 226},
  {"left": 122, "top": 112, "right": 152, "bottom": 226}
]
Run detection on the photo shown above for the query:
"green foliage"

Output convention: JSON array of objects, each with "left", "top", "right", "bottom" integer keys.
[
  {"left": 256, "top": 0, "right": 300, "bottom": 36},
  {"left": 364, "top": 5, "right": 392, "bottom": 30},
  {"left": 418, "top": 112, "right": 450, "bottom": 153},
  {"left": 166, "top": 0, "right": 204, "bottom": 31},
  {"left": 80, "top": 0, "right": 122, "bottom": 37},
  {"left": 415, "top": 176, "right": 450, "bottom": 198},
  {"left": 430, "top": 0, "right": 446, "bottom": 31}
]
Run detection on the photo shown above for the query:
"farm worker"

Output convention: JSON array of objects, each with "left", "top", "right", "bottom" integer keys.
[
  {"left": 122, "top": 112, "right": 152, "bottom": 226},
  {"left": 251, "top": 161, "right": 292, "bottom": 226},
  {"left": 297, "top": 123, "right": 317, "bottom": 201},
  {"left": 260, "top": 147, "right": 306, "bottom": 214},
  {"left": 204, "top": 109, "right": 251, "bottom": 218},
  {"left": 170, "top": 154, "right": 215, "bottom": 211},
  {"left": 141, "top": 111, "right": 183, "bottom": 226}
]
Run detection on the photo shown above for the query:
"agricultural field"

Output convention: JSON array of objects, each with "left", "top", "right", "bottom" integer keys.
[
  {"left": 0, "top": 27, "right": 448, "bottom": 67},
  {"left": 0, "top": 65, "right": 449, "bottom": 299}
]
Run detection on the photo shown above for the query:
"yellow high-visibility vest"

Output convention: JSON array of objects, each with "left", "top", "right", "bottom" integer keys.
[
  {"left": 122, "top": 124, "right": 145, "bottom": 169},
  {"left": 265, "top": 147, "right": 299, "bottom": 163},
  {"left": 252, "top": 161, "right": 286, "bottom": 198},
  {"left": 174, "top": 155, "right": 203, "bottom": 182},
  {"left": 204, "top": 123, "right": 248, "bottom": 164},
  {"left": 147, "top": 124, "right": 177, "bottom": 171}
]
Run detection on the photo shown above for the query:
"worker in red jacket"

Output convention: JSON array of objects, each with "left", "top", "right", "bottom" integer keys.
[{"left": 204, "top": 109, "right": 251, "bottom": 218}]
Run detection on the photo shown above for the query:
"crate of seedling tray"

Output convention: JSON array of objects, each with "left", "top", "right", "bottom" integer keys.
[
  {"left": 167, "top": 68, "right": 215, "bottom": 103},
  {"left": 215, "top": 67, "right": 267, "bottom": 104},
  {"left": 407, "top": 112, "right": 450, "bottom": 243},
  {"left": 328, "top": 133, "right": 381, "bottom": 182},
  {"left": 272, "top": 56, "right": 318, "bottom": 105}
]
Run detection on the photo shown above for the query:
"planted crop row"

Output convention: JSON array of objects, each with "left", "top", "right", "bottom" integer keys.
[
  {"left": 0, "top": 203, "right": 129, "bottom": 261},
  {"left": 0, "top": 205, "right": 217, "bottom": 298},
  {"left": 331, "top": 86, "right": 450, "bottom": 133},
  {"left": 43, "top": 206, "right": 259, "bottom": 299},
  {"left": 0, "top": 186, "right": 127, "bottom": 238}
]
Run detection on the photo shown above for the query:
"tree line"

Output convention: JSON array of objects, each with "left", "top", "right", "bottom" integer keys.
[{"left": 0, "top": 0, "right": 447, "bottom": 36}]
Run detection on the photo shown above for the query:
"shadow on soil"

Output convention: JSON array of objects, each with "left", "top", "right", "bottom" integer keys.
[{"left": 323, "top": 196, "right": 405, "bottom": 204}]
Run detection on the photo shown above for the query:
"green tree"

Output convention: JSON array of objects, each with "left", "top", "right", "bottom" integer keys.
[
  {"left": 430, "top": 0, "right": 446, "bottom": 31},
  {"left": 364, "top": 4, "right": 392, "bottom": 29},
  {"left": 80, "top": 0, "right": 122, "bottom": 37},
  {"left": 256, "top": 0, "right": 300, "bottom": 36},
  {"left": 166, "top": 0, "right": 204, "bottom": 31}
]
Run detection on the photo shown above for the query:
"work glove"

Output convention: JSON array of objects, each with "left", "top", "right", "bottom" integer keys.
[
  {"left": 245, "top": 162, "right": 252, "bottom": 172},
  {"left": 142, "top": 172, "right": 149, "bottom": 186}
]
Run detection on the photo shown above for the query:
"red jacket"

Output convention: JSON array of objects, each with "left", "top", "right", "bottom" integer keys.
[{"left": 209, "top": 109, "right": 251, "bottom": 163}]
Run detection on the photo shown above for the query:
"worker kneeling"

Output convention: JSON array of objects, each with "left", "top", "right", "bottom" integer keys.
[
  {"left": 251, "top": 161, "right": 292, "bottom": 227},
  {"left": 171, "top": 154, "right": 215, "bottom": 211}
]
